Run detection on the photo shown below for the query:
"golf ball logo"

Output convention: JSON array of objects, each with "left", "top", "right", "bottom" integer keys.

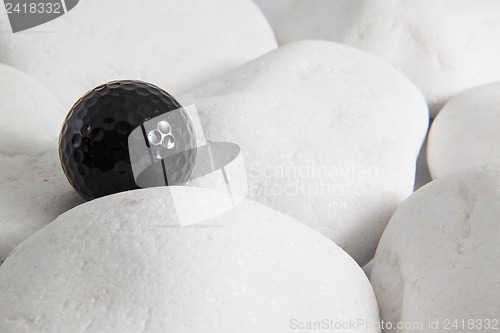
[
  {"left": 128, "top": 103, "right": 249, "bottom": 227},
  {"left": 147, "top": 120, "right": 176, "bottom": 159},
  {"left": 129, "top": 106, "right": 198, "bottom": 188}
]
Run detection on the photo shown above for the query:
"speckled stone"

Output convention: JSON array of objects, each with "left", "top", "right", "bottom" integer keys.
[
  {"left": 0, "top": 64, "right": 83, "bottom": 262},
  {"left": 188, "top": 40, "right": 429, "bottom": 266},
  {"left": 0, "top": 186, "right": 380, "bottom": 332},
  {"left": 0, "top": 0, "right": 277, "bottom": 108},
  {"left": 372, "top": 166, "right": 500, "bottom": 329},
  {"left": 277, "top": 0, "right": 500, "bottom": 116},
  {"left": 428, "top": 82, "right": 500, "bottom": 179}
]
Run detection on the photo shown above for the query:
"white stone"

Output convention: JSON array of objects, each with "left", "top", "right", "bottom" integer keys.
[
  {"left": 0, "top": 186, "right": 380, "bottom": 332},
  {"left": 0, "top": 64, "right": 83, "bottom": 262},
  {"left": 427, "top": 82, "right": 500, "bottom": 179},
  {"left": 371, "top": 166, "right": 500, "bottom": 330},
  {"left": 0, "top": 0, "right": 277, "bottom": 108},
  {"left": 186, "top": 40, "right": 429, "bottom": 266},
  {"left": 277, "top": 0, "right": 500, "bottom": 116}
]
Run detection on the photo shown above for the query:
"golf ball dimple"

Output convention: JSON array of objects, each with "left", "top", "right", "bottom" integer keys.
[
  {"left": 163, "top": 135, "right": 175, "bottom": 149},
  {"left": 158, "top": 121, "right": 171, "bottom": 134},
  {"left": 59, "top": 80, "right": 196, "bottom": 200},
  {"left": 148, "top": 130, "right": 162, "bottom": 145}
]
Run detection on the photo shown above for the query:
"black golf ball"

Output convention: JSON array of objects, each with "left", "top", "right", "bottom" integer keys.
[{"left": 59, "top": 80, "right": 196, "bottom": 200}]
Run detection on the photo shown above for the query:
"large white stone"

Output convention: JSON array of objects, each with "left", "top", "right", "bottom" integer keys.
[
  {"left": 187, "top": 40, "right": 429, "bottom": 266},
  {"left": 0, "top": 64, "right": 83, "bottom": 262},
  {"left": 427, "top": 82, "right": 500, "bottom": 179},
  {"left": 0, "top": 0, "right": 277, "bottom": 108},
  {"left": 371, "top": 166, "right": 500, "bottom": 331},
  {"left": 0, "top": 186, "right": 380, "bottom": 332},
  {"left": 277, "top": 0, "right": 500, "bottom": 116}
]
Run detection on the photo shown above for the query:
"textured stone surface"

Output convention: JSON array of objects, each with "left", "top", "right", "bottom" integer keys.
[
  {"left": 428, "top": 82, "right": 500, "bottom": 179},
  {"left": 371, "top": 166, "right": 500, "bottom": 331},
  {"left": 0, "top": 0, "right": 277, "bottom": 108},
  {"left": 0, "top": 64, "right": 83, "bottom": 262},
  {"left": 0, "top": 186, "right": 380, "bottom": 332},
  {"left": 187, "top": 40, "right": 429, "bottom": 266},
  {"left": 277, "top": 0, "right": 500, "bottom": 116}
]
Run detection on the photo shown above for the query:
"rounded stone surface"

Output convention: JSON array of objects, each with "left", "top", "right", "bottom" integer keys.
[
  {"left": 0, "top": 64, "right": 83, "bottom": 263},
  {"left": 277, "top": 0, "right": 500, "bottom": 116},
  {"left": 0, "top": 0, "right": 277, "bottom": 108},
  {"left": 0, "top": 186, "right": 380, "bottom": 332},
  {"left": 371, "top": 166, "right": 500, "bottom": 331},
  {"left": 188, "top": 40, "right": 429, "bottom": 266},
  {"left": 427, "top": 82, "right": 500, "bottom": 179}
]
